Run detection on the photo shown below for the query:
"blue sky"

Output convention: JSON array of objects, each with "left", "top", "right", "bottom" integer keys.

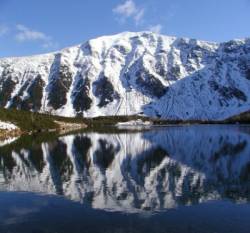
[{"left": 0, "top": 0, "right": 250, "bottom": 57}]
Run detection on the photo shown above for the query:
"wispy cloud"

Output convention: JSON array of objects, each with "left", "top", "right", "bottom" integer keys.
[
  {"left": 16, "top": 24, "right": 50, "bottom": 42},
  {"left": 134, "top": 8, "right": 145, "bottom": 25},
  {"left": 15, "top": 24, "right": 58, "bottom": 49},
  {"left": 113, "top": 0, "right": 145, "bottom": 25},
  {"left": 113, "top": 0, "right": 137, "bottom": 17},
  {"left": 148, "top": 24, "right": 163, "bottom": 34},
  {"left": 0, "top": 24, "right": 9, "bottom": 37}
]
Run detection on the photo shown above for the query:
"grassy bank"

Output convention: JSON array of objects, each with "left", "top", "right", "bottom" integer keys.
[
  {"left": 1, "top": 107, "right": 250, "bottom": 136},
  {"left": 0, "top": 108, "right": 86, "bottom": 133},
  {"left": 225, "top": 111, "right": 250, "bottom": 124}
]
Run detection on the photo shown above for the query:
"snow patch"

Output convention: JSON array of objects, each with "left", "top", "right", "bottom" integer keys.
[
  {"left": 116, "top": 119, "right": 153, "bottom": 129},
  {"left": 0, "top": 121, "right": 18, "bottom": 131}
]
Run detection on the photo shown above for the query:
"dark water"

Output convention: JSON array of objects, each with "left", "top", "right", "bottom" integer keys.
[{"left": 0, "top": 125, "right": 250, "bottom": 233}]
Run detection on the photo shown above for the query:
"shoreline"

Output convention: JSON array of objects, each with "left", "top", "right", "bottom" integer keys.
[
  {"left": 0, "top": 120, "right": 87, "bottom": 142},
  {"left": 1, "top": 107, "right": 250, "bottom": 143},
  {"left": 0, "top": 129, "right": 22, "bottom": 141}
]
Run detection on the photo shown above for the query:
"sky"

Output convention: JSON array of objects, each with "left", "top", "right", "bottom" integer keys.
[{"left": 0, "top": 0, "right": 250, "bottom": 57}]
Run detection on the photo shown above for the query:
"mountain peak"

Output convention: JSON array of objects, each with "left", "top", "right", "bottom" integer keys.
[{"left": 0, "top": 32, "right": 249, "bottom": 120}]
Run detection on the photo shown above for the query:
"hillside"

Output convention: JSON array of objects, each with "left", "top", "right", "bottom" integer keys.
[{"left": 0, "top": 32, "right": 250, "bottom": 120}]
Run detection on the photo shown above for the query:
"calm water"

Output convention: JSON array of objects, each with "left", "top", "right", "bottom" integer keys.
[{"left": 0, "top": 125, "right": 250, "bottom": 233}]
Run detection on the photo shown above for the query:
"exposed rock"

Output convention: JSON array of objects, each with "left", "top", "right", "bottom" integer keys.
[
  {"left": 72, "top": 75, "right": 92, "bottom": 113},
  {"left": 48, "top": 55, "right": 73, "bottom": 110},
  {"left": 93, "top": 75, "right": 120, "bottom": 108},
  {"left": 0, "top": 32, "right": 249, "bottom": 120},
  {"left": 135, "top": 70, "right": 167, "bottom": 98},
  {"left": 21, "top": 75, "right": 45, "bottom": 111},
  {"left": 0, "top": 77, "right": 17, "bottom": 107}
]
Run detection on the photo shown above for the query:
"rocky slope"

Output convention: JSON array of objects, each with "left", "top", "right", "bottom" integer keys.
[{"left": 0, "top": 32, "right": 250, "bottom": 120}]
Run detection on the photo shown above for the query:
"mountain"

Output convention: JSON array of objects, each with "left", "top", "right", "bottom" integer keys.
[{"left": 0, "top": 32, "right": 250, "bottom": 120}]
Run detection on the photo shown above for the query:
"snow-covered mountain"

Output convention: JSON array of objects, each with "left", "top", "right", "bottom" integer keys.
[
  {"left": 0, "top": 126, "right": 249, "bottom": 212},
  {"left": 0, "top": 32, "right": 250, "bottom": 120}
]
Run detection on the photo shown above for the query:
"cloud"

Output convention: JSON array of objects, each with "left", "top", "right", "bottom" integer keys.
[
  {"left": 16, "top": 24, "right": 50, "bottom": 42},
  {"left": 113, "top": 0, "right": 137, "bottom": 17},
  {"left": 148, "top": 24, "right": 163, "bottom": 34},
  {"left": 113, "top": 0, "right": 145, "bottom": 25},
  {"left": 0, "top": 24, "right": 9, "bottom": 37},
  {"left": 15, "top": 24, "right": 58, "bottom": 49},
  {"left": 134, "top": 8, "right": 145, "bottom": 25}
]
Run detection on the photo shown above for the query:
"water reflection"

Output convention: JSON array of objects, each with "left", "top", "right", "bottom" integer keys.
[{"left": 0, "top": 125, "right": 250, "bottom": 212}]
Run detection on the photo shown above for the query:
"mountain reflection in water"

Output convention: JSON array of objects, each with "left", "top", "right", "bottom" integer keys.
[{"left": 0, "top": 125, "right": 250, "bottom": 213}]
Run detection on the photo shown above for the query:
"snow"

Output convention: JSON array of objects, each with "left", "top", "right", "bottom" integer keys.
[
  {"left": 0, "top": 31, "right": 249, "bottom": 120},
  {"left": 116, "top": 119, "right": 152, "bottom": 126},
  {"left": 116, "top": 119, "right": 153, "bottom": 129},
  {"left": 0, "top": 121, "right": 18, "bottom": 131},
  {"left": 0, "top": 121, "right": 19, "bottom": 147}
]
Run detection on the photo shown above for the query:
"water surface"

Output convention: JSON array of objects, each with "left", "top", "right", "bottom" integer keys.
[{"left": 0, "top": 125, "right": 250, "bottom": 233}]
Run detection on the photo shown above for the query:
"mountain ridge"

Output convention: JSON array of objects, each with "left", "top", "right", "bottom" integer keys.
[{"left": 0, "top": 31, "right": 250, "bottom": 120}]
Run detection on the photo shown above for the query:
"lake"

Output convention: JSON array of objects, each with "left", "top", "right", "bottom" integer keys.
[{"left": 0, "top": 125, "right": 250, "bottom": 233}]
